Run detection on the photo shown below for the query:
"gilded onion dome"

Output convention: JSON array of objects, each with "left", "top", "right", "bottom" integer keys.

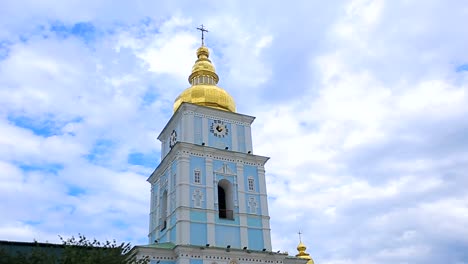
[
  {"left": 296, "top": 241, "right": 315, "bottom": 264},
  {"left": 173, "top": 45, "right": 236, "bottom": 113}
]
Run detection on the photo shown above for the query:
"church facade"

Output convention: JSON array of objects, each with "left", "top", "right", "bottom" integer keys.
[{"left": 135, "top": 32, "right": 314, "bottom": 264}]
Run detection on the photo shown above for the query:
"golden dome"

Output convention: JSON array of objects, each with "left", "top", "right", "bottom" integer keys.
[
  {"left": 297, "top": 242, "right": 307, "bottom": 252},
  {"left": 173, "top": 45, "right": 236, "bottom": 113},
  {"left": 296, "top": 241, "right": 315, "bottom": 264}
]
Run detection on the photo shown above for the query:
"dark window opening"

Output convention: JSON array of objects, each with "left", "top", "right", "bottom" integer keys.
[
  {"left": 160, "top": 190, "right": 168, "bottom": 231},
  {"left": 218, "top": 185, "right": 226, "bottom": 218},
  {"left": 218, "top": 180, "right": 234, "bottom": 220}
]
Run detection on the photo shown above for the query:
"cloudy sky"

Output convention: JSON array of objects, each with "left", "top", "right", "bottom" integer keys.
[{"left": 1, "top": 0, "right": 468, "bottom": 263}]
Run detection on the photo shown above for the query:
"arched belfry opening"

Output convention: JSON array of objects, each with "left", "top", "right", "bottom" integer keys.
[
  {"left": 160, "top": 190, "right": 168, "bottom": 230},
  {"left": 218, "top": 179, "right": 234, "bottom": 220}
]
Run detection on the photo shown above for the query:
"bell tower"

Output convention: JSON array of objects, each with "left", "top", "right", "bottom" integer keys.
[{"left": 148, "top": 31, "right": 272, "bottom": 251}]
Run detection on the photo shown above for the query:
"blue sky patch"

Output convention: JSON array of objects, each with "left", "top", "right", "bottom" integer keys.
[
  {"left": 128, "top": 152, "right": 154, "bottom": 167},
  {"left": 19, "top": 163, "right": 64, "bottom": 174},
  {"left": 8, "top": 115, "right": 83, "bottom": 137},
  {"left": 142, "top": 87, "right": 160, "bottom": 106},
  {"left": 112, "top": 219, "right": 130, "bottom": 229},
  {"left": 9, "top": 115, "right": 58, "bottom": 137},
  {"left": 86, "top": 139, "right": 115, "bottom": 163},
  {"left": 456, "top": 64, "right": 468, "bottom": 72},
  {"left": 50, "top": 21, "right": 97, "bottom": 43},
  {"left": 24, "top": 220, "right": 42, "bottom": 226},
  {"left": 51, "top": 204, "right": 76, "bottom": 215},
  {"left": 0, "top": 41, "right": 11, "bottom": 60},
  {"left": 68, "top": 186, "right": 87, "bottom": 197}
]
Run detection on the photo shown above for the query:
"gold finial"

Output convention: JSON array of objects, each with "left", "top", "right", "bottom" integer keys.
[{"left": 196, "top": 24, "right": 209, "bottom": 46}]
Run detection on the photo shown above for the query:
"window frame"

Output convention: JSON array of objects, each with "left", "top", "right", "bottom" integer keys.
[
  {"left": 248, "top": 177, "right": 255, "bottom": 191},
  {"left": 194, "top": 169, "right": 201, "bottom": 184}
]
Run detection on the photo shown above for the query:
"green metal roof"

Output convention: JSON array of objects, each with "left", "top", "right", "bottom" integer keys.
[{"left": 137, "top": 242, "right": 176, "bottom": 250}]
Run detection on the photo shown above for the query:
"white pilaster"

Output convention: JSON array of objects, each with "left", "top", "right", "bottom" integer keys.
[
  {"left": 236, "top": 163, "right": 246, "bottom": 213},
  {"left": 184, "top": 113, "right": 195, "bottom": 143},
  {"left": 205, "top": 157, "right": 214, "bottom": 209},
  {"left": 179, "top": 155, "right": 190, "bottom": 208},
  {"left": 205, "top": 156, "right": 216, "bottom": 245},
  {"left": 245, "top": 125, "right": 253, "bottom": 153},
  {"left": 262, "top": 218, "right": 272, "bottom": 250},
  {"left": 231, "top": 123, "right": 238, "bottom": 151},
  {"left": 161, "top": 140, "right": 168, "bottom": 160},
  {"left": 240, "top": 214, "right": 248, "bottom": 248},
  {"left": 202, "top": 117, "right": 209, "bottom": 145},
  {"left": 258, "top": 166, "right": 269, "bottom": 216}
]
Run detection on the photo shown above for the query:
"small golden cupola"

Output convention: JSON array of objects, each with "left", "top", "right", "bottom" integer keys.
[
  {"left": 173, "top": 26, "right": 236, "bottom": 113},
  {"left": 296, "top": 240, "right": 315, "bottom": 264}
]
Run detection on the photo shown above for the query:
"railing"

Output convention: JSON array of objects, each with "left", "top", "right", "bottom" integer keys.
[{"left": 219, "top": 209, "right": 234, "bottom": 220}]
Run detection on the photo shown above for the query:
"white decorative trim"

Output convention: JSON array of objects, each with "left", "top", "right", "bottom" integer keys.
[
  {"left": 248, "top": 196, "right": 258, "bottom": 214},
  {"left": 170, "top": 192, "right": 176, "bottom": 211},
  {"left": 184, "top": 111, "right": 251, "bottom": 126},
  {"left": 214, "top": 163, "right": 236, "bottom": 175},
  {"left": 192, "top": 189, "right": 204, "bottom": 208},
  {"left": 149, "top": 142, "right": 268, "bottom": 185},
  {"left": 183, "top": 150, "right": 262, "bottom": 166}
]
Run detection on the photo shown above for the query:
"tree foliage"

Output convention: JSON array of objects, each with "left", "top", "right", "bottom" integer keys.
[{"left": 0, "top": 234, "right": 148, "bottom": 264}]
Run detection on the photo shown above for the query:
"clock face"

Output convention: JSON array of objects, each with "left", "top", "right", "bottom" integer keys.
[
  {"left": 210, "top": 120, "right": 229, "bottom": 138},
  {"left": 169, "top": 130, "right": 177, "bottom": 148}
]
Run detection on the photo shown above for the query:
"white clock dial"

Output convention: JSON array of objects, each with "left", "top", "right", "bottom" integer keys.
[
  {"left": 210, "top": 120, "right": 229, "bottom": 138},
  {"left": 169, "top": 130, "right": 177, "bottom": 148}
]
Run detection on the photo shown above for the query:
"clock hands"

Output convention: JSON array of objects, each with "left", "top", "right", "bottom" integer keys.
[{"left": 210, "top": 120, "right": 228, "bottom": 138}]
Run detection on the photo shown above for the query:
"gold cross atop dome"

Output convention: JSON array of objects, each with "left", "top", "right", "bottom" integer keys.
[
  {"left": 173, "top": 26, "right": 236, "bottom": 113},
  {"left": 196, "top": 24, "right": 208, "bottom": 46}
]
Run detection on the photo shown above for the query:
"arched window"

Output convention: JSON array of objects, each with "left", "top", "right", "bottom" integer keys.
[
  {"left": 160, "top": 190, "right": 168, "bottom": 231},
  {"left": 218, "top": 179, "right": 234, "bottom": 220}
]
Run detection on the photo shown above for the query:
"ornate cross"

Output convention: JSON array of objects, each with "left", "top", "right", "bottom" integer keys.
[
  {"left": 196, "top": 24, "right": 209, "bottom": 46},
  {"left": 248, "top": 197, "right": 258, "bottom": 213},
  {"left": 298, "top": 230, "right": 302, "bottom": 242},
  {"left": 192, "top": 189, "right": 204, "bottom": 208}
]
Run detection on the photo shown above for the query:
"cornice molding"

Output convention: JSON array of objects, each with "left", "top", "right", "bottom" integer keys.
[
  {"left": 148, "top": 142, "right": 269, "bottom": 184},
  {"left": 158, "top": 102, "right": 256, "bottom": 141}
]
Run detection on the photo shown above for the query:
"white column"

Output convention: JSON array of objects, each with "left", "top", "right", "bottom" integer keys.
[
  {"left": 205, "top": 156, "right": 216, "bottom": 245},
  {"left": 177, "top": 154, "right": 191, "bottom": 245},
  {"left": 236, "top": 164, "right": 246, "bottom": 213},
  {"left": 179, "top": 155, "right": 190, "bottom": 207},
  {"left": 148, "top": 185, "right": 154, "bottom": 242},
  {"left": 161, "top": 140, "right": 167, "bottom": 159},
  {"left": 231, "top": 123, "right": 238, "bottom": 151},
  {"left": 184, "top": 113, "right": 195, "bottom": 143},
  {"left": 202, "top": 117, "right": 209, "bottom": 145},
  {"left": 240, "top": 214, "right": 248, "bottom": 248},
  {"left": 245, "top": 125, "right": 253, "bottom": 153},
  {"left": 258, "top": 166, "right": 269, "bottom": 216},
  {"left": 263, "top": 222, "right": 272, "bottom": 250}
]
